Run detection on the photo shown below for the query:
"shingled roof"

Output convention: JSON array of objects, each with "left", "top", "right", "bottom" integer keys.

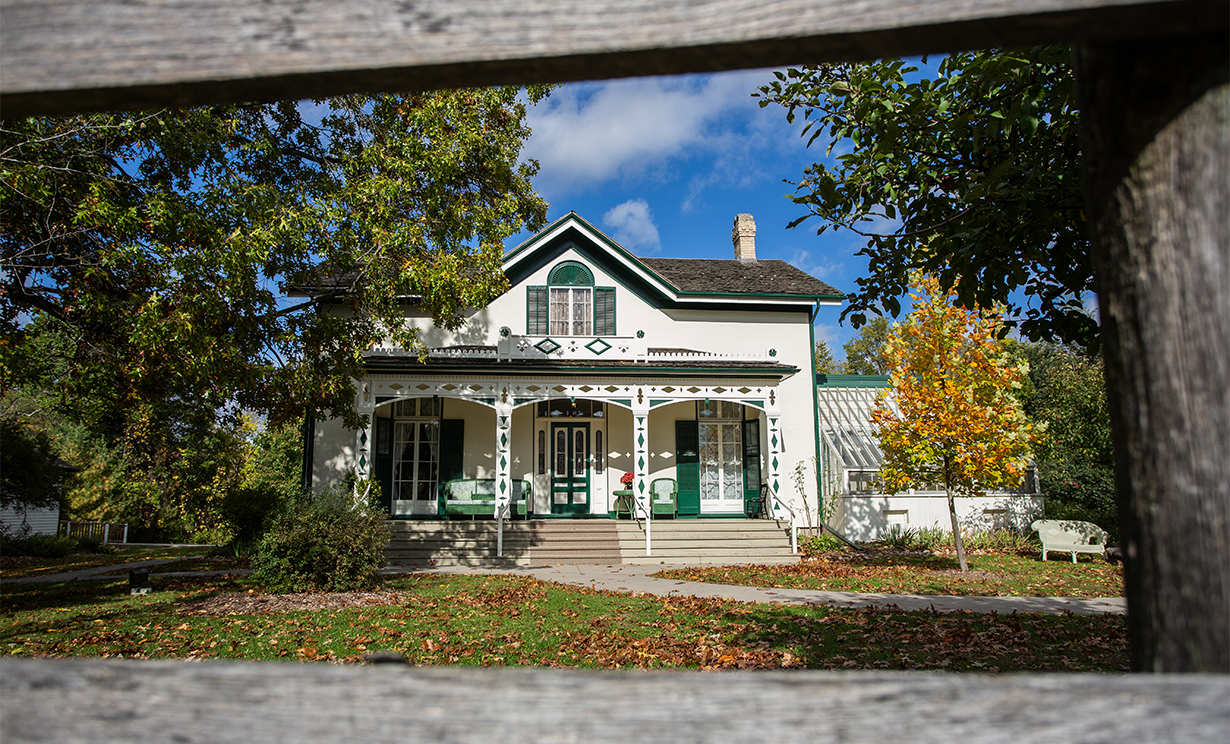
[{"left": 639, "top": 258, "right": 842, "bottom": 297}]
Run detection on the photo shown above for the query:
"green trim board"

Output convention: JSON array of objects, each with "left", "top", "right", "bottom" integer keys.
[{"left": 816, "top": 373, "right": 891, "bottom": 387}]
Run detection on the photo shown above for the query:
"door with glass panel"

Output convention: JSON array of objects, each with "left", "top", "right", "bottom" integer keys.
[
  {"left": 391, "top": 398, "right": 441, "bottom": 516},
  {"left": 698, "top": 401, "right": 745, "bottom": 514},
  {"left": 550, "top": 422, "right": 590, "bottom": 515}
]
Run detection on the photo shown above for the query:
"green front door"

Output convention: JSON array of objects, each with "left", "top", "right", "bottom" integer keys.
[{"left": 551, "top": 422, "right": 590, "bottom": 515}]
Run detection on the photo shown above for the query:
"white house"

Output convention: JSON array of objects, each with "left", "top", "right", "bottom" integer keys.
[{"left": 308, "top": 212, "right": 843, "bottom": 536}]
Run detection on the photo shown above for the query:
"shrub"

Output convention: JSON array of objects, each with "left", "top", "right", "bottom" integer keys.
[
  {"left": 1043, "top": 500, "right": 1119, "bottom": 544},
  {"left": 252, "top": 486, "right": 390, "bottom": 593},
  {"left": 1, "top": 533, "right": 78, "bottom": 558},
  {"left": 961, "top": 527, "right": 1038, "bottom": 553},
  {"left": 221, "top": 486, "right": 283, "bottom": 544},
  {"left": 881, "top": 524, "right": 919, "bottom": 549},
  {"left": 799, "top": 531, "right": 845, "bottom": 557},
  {"left": 915, "top": 525, "right": 949, "bottom": 550},
  {"left": 74, "top": 537, "right": 118, "bottom": 555}
]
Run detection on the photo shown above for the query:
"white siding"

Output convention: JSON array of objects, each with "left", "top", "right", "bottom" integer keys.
[{"left": 0, "top": 504, "right": 61, "bottom": 536}]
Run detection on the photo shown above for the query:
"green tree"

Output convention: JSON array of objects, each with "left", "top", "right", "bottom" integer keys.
[
  {"left": 1, "top": 89, "right": 551, "bottom": 432},
  {"left": 813, "top": 340, "right": 839, "bottom": 373},
  {"left": 840, "top": 316, "right": 891, "bottom": 374},
  {"left": 1019, "top": 342, "right": 1115, "bottom": 530},
  {"left": 222, "top": 420, "right": 304, "bottom": 543},
  {"left": 757, "top": 47, "right": 1094, "bottom": 348},
  {"left": 873, "top": 276, "right": 1036, "bottom": 571},
  {"left": 0, "top": 418, "right": 67, "bottom": 512}
]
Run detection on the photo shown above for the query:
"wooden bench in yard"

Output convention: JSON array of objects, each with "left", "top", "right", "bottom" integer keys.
[
  {"left": 1031, "top": 519, "right": 1110, "bottom": 564},
  {"left": 439, "top": 479, "right": 530, "bottom": 520}
]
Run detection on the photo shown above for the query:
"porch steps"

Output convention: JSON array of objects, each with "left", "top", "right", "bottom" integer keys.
[
  {"left": 384, "top": 519, "right": 798, "bottom": 567},
  {"left": 615, "top": 519, "right": 798, "bottom": 565},
  {"left": 384, "top": 521, "right": 620, "bottom": 567}
]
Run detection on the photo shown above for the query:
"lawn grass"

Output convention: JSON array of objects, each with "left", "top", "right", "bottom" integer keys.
[
  {"left": 1, "top": 573, "right": 1127, "bottom": 672},
  {"left": 654, "top": 549, "right": 1124, "bottom": 598},
  {"left": 0, "top": 546, "right": 209, "bottom": 580}
]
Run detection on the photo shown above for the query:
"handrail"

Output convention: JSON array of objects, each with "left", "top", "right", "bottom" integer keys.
[{"left": 764, "top": 485, "right": 800, "bottom": 555}]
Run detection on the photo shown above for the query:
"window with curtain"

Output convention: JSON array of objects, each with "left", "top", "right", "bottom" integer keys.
[{"left": 527, "top": 260, "right": 615, "bottom": 337}]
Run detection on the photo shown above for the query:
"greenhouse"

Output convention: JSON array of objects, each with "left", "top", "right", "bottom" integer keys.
[{"left": 815, "top": 374, "right": 1043, "bottom": 542}]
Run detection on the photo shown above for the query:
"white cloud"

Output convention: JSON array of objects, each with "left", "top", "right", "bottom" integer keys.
[
  {"left": 603, "top": 199, "right": 661, "bottom": 254},
  {"left": 789, "top": 248, "right": 841, "bottom": 281},
  {"left": 524, "top": 70, "right": 781, "bottom": 197},
  {"left": 814, "top": 323, "right": 844, "bottom": 347}
]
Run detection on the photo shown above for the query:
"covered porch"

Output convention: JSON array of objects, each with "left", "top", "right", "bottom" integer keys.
[{"left": 350, "top": 370, "right": 790, "bottom": 526}]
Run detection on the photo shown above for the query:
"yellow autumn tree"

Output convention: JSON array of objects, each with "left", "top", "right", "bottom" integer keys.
[{"left": 872, "top": 276, "right": 1036, "bottom": 571}]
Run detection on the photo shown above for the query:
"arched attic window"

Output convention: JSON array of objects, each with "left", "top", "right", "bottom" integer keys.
[{"left": 527, "top": 260, "right": 615, "bottom": 336}]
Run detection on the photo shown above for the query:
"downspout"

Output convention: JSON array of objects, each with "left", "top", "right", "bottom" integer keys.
[{"left": 809, "top": 303, "right": 824, "bottom": 532}]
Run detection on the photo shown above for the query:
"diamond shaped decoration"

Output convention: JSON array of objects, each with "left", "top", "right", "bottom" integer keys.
[
  {"left": 499, "top": 479, "right": 507, "bottom": 493},
  {"left": 359, "top": 455, "right": 367, "bottom": 469},
  {"left": 585, "top": 338, "right": 612, "bottom": 355},
  {"left": 500, "top": 455, "right": 507, "bottom": 469},
  {"left": 534, "top": 338, "right": 561, "bottom": 355},
  {"left": 360, "top": 431, "right": 368, "bottom": 446},
  {"left": 637, "top": 433, "right": 645, "bottom": 447}
]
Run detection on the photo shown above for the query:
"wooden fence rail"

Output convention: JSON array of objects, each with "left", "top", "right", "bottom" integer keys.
[
  {"left": 1, "top": 0, "right": 1223, "bottom": 117},
  {"left": 2, "top": 658, "right": 1227, "bottom": 744}
]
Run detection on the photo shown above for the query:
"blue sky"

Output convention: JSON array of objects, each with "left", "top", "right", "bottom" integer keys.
[{"left": 502, "top": 68, "right": 873, "bottom": 357}]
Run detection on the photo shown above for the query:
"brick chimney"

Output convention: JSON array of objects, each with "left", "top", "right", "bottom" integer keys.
[{"left": 732, "top": 213, "right": 756, "bottom": 263}]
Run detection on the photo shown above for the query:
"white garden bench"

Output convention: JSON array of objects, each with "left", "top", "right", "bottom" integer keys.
[{"left": 1031, "top": 519, "right": 1110, "bottom": 563}]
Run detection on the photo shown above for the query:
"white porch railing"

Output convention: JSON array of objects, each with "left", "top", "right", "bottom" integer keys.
[{"left": 372, "top": 336, "right": 780, "bottom": 363}]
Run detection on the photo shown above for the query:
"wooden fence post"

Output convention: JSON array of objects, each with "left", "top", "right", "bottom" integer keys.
[{"left": 1076, "top": 32, "right": 1229, "bottom": 672}]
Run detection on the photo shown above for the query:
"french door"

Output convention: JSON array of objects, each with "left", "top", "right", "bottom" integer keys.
[
  {"left": 699, "top": 421, "right": 744, "bottom": 513},
  {"left": 550, "top": 422, "right": 590, "bottom": 515}
]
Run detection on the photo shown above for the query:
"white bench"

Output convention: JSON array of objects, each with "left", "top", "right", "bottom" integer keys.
[{"left": 1031, "top": 519, "right": 1110, "bottom": 563}]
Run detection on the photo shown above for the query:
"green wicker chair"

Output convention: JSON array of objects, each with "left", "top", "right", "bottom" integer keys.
[{"left": 649, "top": 478, "right": 678, "bottom": 518}]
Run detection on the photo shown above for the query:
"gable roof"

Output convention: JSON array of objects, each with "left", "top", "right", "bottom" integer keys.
[{"left": 505, "top": 212, "right": 845, "bottom": 305}]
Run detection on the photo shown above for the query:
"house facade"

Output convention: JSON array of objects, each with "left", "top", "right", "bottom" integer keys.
[{"left": 308, "top": 212, "right": 843, "bottom": 530}]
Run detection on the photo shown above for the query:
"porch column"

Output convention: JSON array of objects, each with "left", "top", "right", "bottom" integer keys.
[
  {"left": 494, "top": 398, "right": 513, "bottom": 557},
  {"left": 353, "top": 381, "right": 375, "bottom": 508},
  {"left": 632, "top": 401, "right": 651, "bottom": 555},
  {"left": 766, "top": 395, "right": 784, "bottom": 520}
]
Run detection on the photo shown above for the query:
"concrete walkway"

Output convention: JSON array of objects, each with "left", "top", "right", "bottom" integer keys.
[
  {"left": 406, "top": 562, "right": 1127, "bottom": 616},
  {"left": 1, "top": 556, "right": 211, "bottom": 584},
  {"left": 3, "top": 559, "right": 1126, "bottom": 616}
]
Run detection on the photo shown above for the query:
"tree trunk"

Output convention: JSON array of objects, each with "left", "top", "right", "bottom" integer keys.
[
  {"left": 1075, "top": 33, "right": 1229, "bottom": 672},
  {"left": 946, "top": 486, "right": 968, "bottom": 572}
]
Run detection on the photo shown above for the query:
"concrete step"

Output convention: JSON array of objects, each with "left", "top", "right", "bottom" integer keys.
[{"left": 384, "top": 518, "right": 797, "bottom": 566}]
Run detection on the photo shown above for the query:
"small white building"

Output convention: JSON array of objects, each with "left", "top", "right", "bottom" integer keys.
[
  {"left": 816, "top": 374, "right": 1043, "bottom": 542},
  {"left": 0, "top": 503, "right": 61, "bottom": 536}
]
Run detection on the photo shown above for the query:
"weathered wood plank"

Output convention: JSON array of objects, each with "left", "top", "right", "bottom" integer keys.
[
  {"left": 2, "top": 0, "right": 1225, "bottom": 117},
  {"left": 2, "top": 658, "right": 1227, "bottom": 743},
  {"left": 1076, "top": 32, "right": 1230, "bottom": 671}
]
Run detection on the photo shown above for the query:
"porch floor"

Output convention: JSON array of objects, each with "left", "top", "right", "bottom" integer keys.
[{"left": 384, "top": 518, "right": 798, "bottom": 567}]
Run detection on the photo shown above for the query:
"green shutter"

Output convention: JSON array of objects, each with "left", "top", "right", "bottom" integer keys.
[
  {"left": 374, "top": 416, "right": 394, "bottom": 515},
  {"left": 675, "top": 420, "right": 700, "bottom": 517},
  {"left": 526, "top": 286, "right": 548, "bottom": 335},
  {"left": 594, "top": 287, "right": 616, "bottom": 336},
  {"left": 743, "top": 419, "right": 761, "bottom": 501},
  {"left": 438, "top": 419, "right": 465, "bottom": 502}
]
